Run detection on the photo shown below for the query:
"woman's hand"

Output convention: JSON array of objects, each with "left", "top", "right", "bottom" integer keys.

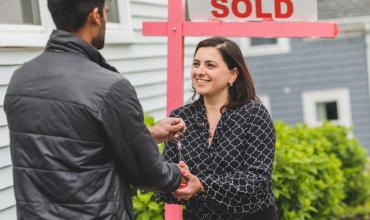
[
  {"left": 177, "top": 161, "right": 190, "bottom": 189},
  {"left": 172, "top": 166, "right": 204, "bottom": 200}
]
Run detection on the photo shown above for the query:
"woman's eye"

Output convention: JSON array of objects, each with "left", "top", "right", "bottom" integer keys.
[{"left": 192, "top": 62, "right": 199, "bottom": 67}]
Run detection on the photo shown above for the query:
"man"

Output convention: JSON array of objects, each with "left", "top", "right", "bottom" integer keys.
[{"left": 4, "top": 0, "right": 186, "bottom": 219}]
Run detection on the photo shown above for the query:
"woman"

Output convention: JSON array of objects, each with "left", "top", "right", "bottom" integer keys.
[{"left": 157, "top": 37, "right": 276, "bottom": 220}]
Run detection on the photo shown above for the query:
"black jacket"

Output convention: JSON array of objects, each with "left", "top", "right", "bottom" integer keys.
[{"left": 4, "top": 30, "right": 181, "bottom": 220}]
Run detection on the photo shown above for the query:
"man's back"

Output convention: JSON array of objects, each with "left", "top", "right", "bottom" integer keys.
[{"left": 4, "top": 30, "right": 181, "bottom": 220}]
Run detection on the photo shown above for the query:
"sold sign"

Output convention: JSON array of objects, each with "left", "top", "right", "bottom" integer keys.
[{"left": 187, "top": 0, "right": 317, "bottom": 22}]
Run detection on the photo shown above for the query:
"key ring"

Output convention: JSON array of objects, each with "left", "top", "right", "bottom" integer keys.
[{"left": 177, "top": 138, "right": 184, "bottom": 163}]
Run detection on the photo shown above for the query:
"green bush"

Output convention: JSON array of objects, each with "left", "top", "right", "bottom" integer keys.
[
  {"left": 273, "top": 122, "right": 345, "bottom": 220},
  {"left": 133, "top": 191, "right": 164, "bottom": 220},
  {"left": 341, "top": 159, "right": 370, "bottom": 220},
  {"left": 314, "top": 124, "right": 368, "bottom": 207},
  {"left": 274, "top": 121, "right": 369, "bottom": 220}
]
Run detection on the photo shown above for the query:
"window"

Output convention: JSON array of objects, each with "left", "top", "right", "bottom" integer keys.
[
  {"left": 239, "top": 38, "right": 290, "bottom": 57},
  {"left": 0, "top": 0, "right": 41, "bottom": 25},
  {"left": 250, "top": 38, "right": 278, "bottom": 46},
  {"left": 302, "top": 88, "right": 352, "bottom": 127},
  {"left": 0, "top": 0, "right": 133, "bottom": 47},
  {"left": 0, "top": 0, "right": 53, "bottom": 47},
  {"left": 316, "top": 101, "right": 338, "bottom": 122},
  {"left": 105, "top": 0, "right": 133, "bottom": 44},
  {"left": 107, "top": 0, "right": 120, "bottom": 23}
]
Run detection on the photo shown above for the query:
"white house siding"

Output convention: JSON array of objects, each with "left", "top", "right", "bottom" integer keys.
[{"left": 0, "top": 0, "right": 199, "bottom": 218}]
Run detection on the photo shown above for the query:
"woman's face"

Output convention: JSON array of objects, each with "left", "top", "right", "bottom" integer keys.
[{"left": 191, "top": 47, "right": 237, "bottom": 99}]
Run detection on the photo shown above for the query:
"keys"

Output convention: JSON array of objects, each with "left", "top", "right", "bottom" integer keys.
[{"left": 177, "top": 139, "right": 183, "bottom": 163}]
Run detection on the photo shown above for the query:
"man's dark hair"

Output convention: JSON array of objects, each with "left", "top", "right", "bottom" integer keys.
[{"left": 48, "top": 0, "right": 105, "bottom": 32}]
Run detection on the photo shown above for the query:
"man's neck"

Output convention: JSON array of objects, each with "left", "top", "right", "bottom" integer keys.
[{"left": 75, "top": 28, "right": 93, "bottom": 46}]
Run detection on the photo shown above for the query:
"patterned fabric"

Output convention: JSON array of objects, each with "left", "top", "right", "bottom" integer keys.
[{"left": 156, "top": 100, "right": 276, "bottom": 220}]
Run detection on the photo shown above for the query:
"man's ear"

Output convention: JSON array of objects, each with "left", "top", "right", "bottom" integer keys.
[{"left": 90, "top": 7, "right": 102, "bottom": 26}]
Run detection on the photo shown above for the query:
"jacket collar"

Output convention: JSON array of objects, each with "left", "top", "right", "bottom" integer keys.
[{"left": 45, "top": 29, "right": 118, "bottom": 73}]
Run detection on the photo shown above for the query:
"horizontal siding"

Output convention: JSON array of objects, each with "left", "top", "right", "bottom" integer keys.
[
  {"left": 0, "top": 66, "right": 16, "bottom": 86},
  {"left": 131, "top": 0, "right": 167, "bottom": 6},
  {"left": 0, "top": 108, "right": 6, "bottom": 126},
  {"left": 0, "top": 48, "right": 42, "bottom": 65},
  {"left": 101, "top": 44, "right": 196, "bottom": 61},
  {"left": 0, "top": 126, "right": 9, "bottom": 148},
  {"left": 0, "top": 206, "right": 16, "bottom": 219},
  {"left": 0, "top": 166, "right": 12, "bottom": 190},
  {"left": 0, "top": 86, "right": 6, "bottom": 107},
  {"left": 0, "top": 147, "right": 11, "bottom": 168},
  {"left": 0, "top": 187, "right": 15, "bottom": 211},
  {"left": 131, "top": 2, "right": 167, "bottom": 19}
]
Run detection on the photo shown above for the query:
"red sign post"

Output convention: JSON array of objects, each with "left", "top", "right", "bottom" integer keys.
[{"left": 143, "top": 0, "right": 338, "bottom": 219}]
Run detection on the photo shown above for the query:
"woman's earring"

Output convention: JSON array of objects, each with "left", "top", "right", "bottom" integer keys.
[{"left": 229, "top": 82, "right": 233, "bottom": 87}]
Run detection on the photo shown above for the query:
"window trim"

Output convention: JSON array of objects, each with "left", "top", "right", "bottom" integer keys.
[
  {"left": 105, "top": 0, "right": 134, "bottom": 44},
  {"left": 239, "top": 38, "right": 291, "bottom": 57},
  {"left": 302, "top": 88, "right": 352, "bottom": 127},
  {"left": 0, "top": 0, "right": 52, "bottom": 47},
  {"left": 0, "top": 0, "right": 134, "bottom": 47}
]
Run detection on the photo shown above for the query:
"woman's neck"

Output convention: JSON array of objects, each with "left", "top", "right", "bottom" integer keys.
[{"left": 203, "top": 91, "right": 229, "bottom": 113}]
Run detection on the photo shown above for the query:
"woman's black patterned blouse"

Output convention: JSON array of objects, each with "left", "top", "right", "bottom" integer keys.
[{"left": 156, "top": 100, "right": 276, "bottom": 220}]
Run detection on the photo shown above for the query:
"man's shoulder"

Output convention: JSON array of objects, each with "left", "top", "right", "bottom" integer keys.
[{"left": 7, "top": 51, "right": 127, "bottom": 110}]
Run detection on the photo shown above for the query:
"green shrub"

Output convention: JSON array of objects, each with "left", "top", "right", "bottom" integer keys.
[
  {"left": 341, "top": 159, "right": 370, "bottom": 220},
  {"left": 274, "top": 121, "right": 370, "bottom": 220},
  {"left": 273, "top": 122, "right": 345, "bottom": 220},
  {"left": 313, "top": 123, "right": 368, "bottom": 207},
  {"left": 133, "top": 191, "right": 164, "bottom": 220}
]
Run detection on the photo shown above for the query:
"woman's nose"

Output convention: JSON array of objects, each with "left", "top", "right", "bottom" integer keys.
[{"left": 195, "top": 65, "right": 205, "bottom": 75}]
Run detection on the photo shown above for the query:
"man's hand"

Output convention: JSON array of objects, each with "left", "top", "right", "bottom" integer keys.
[{"left": 149, "top": 117, "right": 186, "bottom": 143}]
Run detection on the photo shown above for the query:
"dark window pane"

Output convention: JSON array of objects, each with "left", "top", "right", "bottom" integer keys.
[
  {"left": 251, "top": 38, "right": 278, "bottom": 46},
  {"left": 107, "top": 0, "right": 119, "bottom": 23},
  {"left": 0, "top": 0, "right": 40, "bottom": 25},
  {"left": 316, "top": 101, "right": 339, "bottom": 121},
  {"left": 325, "top": 102, "right": 339, "bottom": 120}
]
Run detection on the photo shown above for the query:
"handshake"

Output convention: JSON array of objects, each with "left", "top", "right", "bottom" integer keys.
[{"left": 173, "top": 160, "right": 205, "bottom": 200}]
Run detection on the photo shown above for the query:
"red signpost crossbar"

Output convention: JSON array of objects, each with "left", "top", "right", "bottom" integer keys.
[
  {"left": 144, "top": 21, "right": 339, "bottom": 38},
  {"left": 142, "top": 0, "right": 339, "bottom": 219}
]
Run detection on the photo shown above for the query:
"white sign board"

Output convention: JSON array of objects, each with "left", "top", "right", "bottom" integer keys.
[{"left": 187, "top": 0, "right": 317, "bottom": 22}]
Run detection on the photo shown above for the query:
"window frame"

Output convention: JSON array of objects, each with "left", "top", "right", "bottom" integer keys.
[
  {"left": 0, "top": 0, "right": 52, "bottom": 47},
  {"left": 105, "top": 0, "right": 134, "bottom": 44},
  {"left": 239, "top": 38, "right": 291, "bottom": 57},
  {"left": 0, "top": 0, "right": 133, "bottom": 47},
  {"left": 302, "top": 88, "right": 352, "bottom": 127}
]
